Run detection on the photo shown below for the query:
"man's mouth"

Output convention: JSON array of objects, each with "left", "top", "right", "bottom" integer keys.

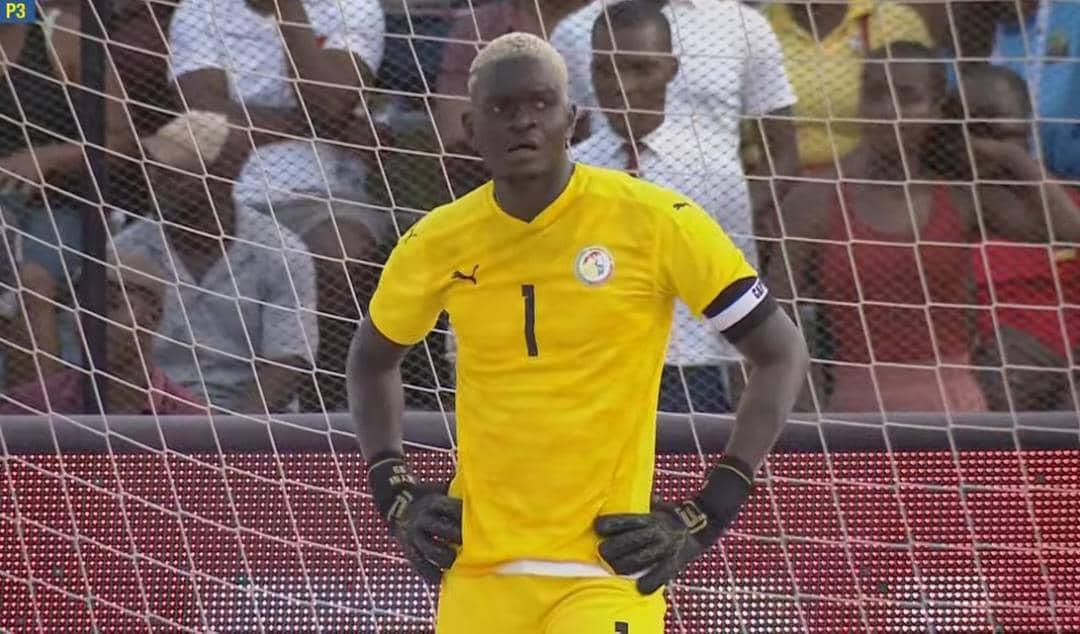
[{"left": 508, "top": 141, "right": 539, "bottom": 153}]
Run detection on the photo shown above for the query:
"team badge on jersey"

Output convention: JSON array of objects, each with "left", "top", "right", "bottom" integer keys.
[{"left": 575, "top": 246, "right": 614, "bottom": 286}]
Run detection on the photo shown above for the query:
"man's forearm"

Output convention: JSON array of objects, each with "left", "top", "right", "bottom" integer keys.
[
  {"left": 276, "top": 1, "right": 364, "bottom": 132},
  {"left": 725, "top": 330, "right": 808, "bottom": 471},
  {"left": 224, "top": 103, "right": 313, "bottom": 143},
  {"left": 347, "top": 334, "right": 407, "bottom": 460}
]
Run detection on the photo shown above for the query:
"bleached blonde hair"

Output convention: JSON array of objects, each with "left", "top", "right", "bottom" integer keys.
[{"left": 467, "top": 32, "right": 569, "bottom": 97}]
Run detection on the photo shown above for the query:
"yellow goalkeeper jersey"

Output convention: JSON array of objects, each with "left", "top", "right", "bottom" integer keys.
[{"left": 369, "top": 164, "right": 767, "bottom": 574}]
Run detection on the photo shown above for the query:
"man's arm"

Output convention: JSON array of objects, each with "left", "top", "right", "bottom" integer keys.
[
  {"left": 725, "top": 305, "right": 810, "bottom": 470},
  {"left": 348, "top": 318, "right": 462, "bottom": 585},
  {"left": 274, "top": 0, "right": 376, "bottom": 138},
  {"left": 747, "top": 107, "right": 799, "bottom": 266},
  {"left": 748, "top": 107, "right": 799, "bottom": 220},
  {"left": 595, "top": 305, "right": 808, "bottom": 595},
  {"left": 347, "top": 318, "right": 409, "bottom": 459}
]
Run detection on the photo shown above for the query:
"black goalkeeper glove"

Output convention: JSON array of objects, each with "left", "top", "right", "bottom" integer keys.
[
  {"left": 367, "top": 453, "right": 462, "bottom": 585},
  {"left": 595, "top": 456, "right": 754, "bottom": 595}
]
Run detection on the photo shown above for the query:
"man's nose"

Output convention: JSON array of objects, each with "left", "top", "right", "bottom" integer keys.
[{"left": 508, "top": 104, "right": 537, "bottom": 131}]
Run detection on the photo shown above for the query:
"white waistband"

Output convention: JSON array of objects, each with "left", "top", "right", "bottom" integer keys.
[{"left": 493, "top": 560, "right": 645, "bottom": 579}]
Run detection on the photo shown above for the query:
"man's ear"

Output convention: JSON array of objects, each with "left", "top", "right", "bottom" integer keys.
[
  {"left": 664, "top": 55, "right": 679, "bottom": 83},
  {"left": 461, "top": 110, "right": 475, "bottom": 149},
  {"left": 566, "top": 103, "right": 579, "bottom": 146}
]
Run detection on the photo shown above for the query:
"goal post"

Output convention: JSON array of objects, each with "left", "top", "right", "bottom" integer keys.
[
  {"left": 1, "top": 410, "right": 1079, "bottom": 455},
  {"left": 2, "top": 0, "right": 1080, "bottom": 631}
]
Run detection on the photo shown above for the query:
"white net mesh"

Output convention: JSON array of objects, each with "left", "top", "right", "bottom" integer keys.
[{"left": 1, "top": 0, "right": 1080, "bottom": 632}]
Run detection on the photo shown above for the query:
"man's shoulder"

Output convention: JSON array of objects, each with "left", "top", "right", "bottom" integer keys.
[
  {"left": 577, "top": 164, "right": 698, "bottom": 219},
  {"left": 237, "top": 206, "right": 308, "bottom": 251},
  {"left": 550, "top": 2, "right": 600, "bottom": 48},
  {"left": 424, "top": 183, "right": 494, "bottom": 226},
  {"left": 112, "top": 216, "right": 165, "bottom": 252}
]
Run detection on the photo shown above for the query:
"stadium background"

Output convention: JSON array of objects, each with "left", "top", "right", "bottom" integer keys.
[{"left": 0, "top": 0, "right": 1078, "bottom": 631}]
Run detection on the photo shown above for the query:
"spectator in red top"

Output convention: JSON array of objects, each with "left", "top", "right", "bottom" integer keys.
[
  {"left": 949, "top": 64, "right": 1080, "bottom": 410},
  {"left": 772, "top": 43, "right": 1080, "bottom": 414},
  {"left": 0, "top": 249, "right": 204, "bottom": 416}
]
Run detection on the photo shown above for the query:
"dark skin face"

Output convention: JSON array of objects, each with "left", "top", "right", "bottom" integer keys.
[
  {"left": 962, "top": 75, "right": 1031, "bottom": 150},
  {"left": 104, "top": 280, "right": 161, "bottom": 370},
  {"left": 464, "top": 56, "right": 577, "bottom": 219},
  {"left": 146, "top": 165, "right": 235, "bottom": 238},
  {"left": 591, "top": 19, "right": 678, "bottom": 141},
  {"left": 858, "top": 61, "right": 942, "bottom": 161}
]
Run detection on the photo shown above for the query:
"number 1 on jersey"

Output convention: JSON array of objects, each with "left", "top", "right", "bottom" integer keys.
[{"left": 521, "top": 284, "right": 538, "bottom": 357}]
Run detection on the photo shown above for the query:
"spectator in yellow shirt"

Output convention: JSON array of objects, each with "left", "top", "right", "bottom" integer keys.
[{"left": 763, "top": 0, "right": 932, "bottom": 171}]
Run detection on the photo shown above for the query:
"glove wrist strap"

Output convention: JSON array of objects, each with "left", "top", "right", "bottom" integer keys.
[
  {"left": 695, "top": 455, "right": 755, "bottom": 525},
  {"left": 366, "top": 451, "right": 416, "bottom": 522}
]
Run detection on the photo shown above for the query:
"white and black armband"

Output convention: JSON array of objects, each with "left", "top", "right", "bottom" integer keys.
[{"left": 702, "top": 277, "right": 777, "bottom": 343}]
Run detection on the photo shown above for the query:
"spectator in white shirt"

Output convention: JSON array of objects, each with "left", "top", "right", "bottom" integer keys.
[
  {"left": 169, "top": 0, "right": 387, "bottom": 410},
  {"left": 168, "top": 0, "right": 388, "bottom": 251},
  {"left": 113, "top": 111, "right": 318, "bottom": 413},
  {"left": 552, "top": 0, "right": 799, "bottom": 238},
  {"left": 575, "top": 0, "right": 753, "bottom": 412}
]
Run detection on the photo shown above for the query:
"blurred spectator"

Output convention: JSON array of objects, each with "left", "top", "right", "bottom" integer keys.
[
  {"left": 989, "top": 0, "right": 1080, "bottom": 181},
  {"left": 104, "top": 0, "right": 182, "bottom": 216},
  {"left": 762, "top": 0, "right": 931, "bottom": 171},
  {"left": 113, "top": 112, "right": 318, "bottom": 413},
  {"left": 169, "top": 0, "right": 387, "bottom": 410},
  {"left": 168, "top": 0, "right": 388, "bottom": 244},
  {"left": 0, "top": 3, "right": 143, "bottom": 386},
  {"left": 434, "top": 0, "right": 591, "bottom": 154},
  {"left": 0, "top": 248, "right": 204, "bottom": 415},
  {"left": 573, "top": 0, "right": 745, "bottom": 411},
  {"left": 553, "top": 0, "right": 799, "bottom": 236},
  {"left": 772, "top": 44, "right": 979, "bottom": 413},
  {"left": 945, "top": 64, "right": 1080, "bottom": 410}
]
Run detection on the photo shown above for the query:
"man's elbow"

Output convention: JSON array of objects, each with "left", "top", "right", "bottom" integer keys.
[{"left": 788, "top": 327, "right": 811, "bottom": 377}]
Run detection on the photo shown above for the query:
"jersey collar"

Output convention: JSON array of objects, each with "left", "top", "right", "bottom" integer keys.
[{"left": 486, "top": 163, "right": 587, "bottom": 231}]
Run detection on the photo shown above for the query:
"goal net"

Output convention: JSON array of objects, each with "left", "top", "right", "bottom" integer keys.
[{"left": 1, "top": 0, "right": 1079, "bottom": 632}]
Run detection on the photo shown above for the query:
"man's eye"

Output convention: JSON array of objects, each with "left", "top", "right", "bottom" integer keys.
[
  {"left": 490, "top": 103, "right": 503, "bottom": 114},
  {"left": 535, "top": 100, "right": 548, "bottom": 110}
]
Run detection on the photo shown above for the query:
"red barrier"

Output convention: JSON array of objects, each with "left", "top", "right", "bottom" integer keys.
[{"left": 2, "top": 450, "right": 1078, "bottom": 632}]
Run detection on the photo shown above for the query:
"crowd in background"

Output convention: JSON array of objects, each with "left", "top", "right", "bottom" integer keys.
[{"left": 0, "top": 0, "right": 1078, "bottom": 417}]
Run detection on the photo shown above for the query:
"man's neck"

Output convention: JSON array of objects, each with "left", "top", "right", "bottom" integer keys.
[
  {"left": 625, "top": 112, "right": 666, "bottom": 144},
  {"left": 494, "top": 159, "right": 575, "bottom": 222},
  {"left": 164, "top": 217, "right": 232, "bottom": 281}
]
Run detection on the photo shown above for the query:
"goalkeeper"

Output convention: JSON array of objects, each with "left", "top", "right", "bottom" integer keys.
[{"left": 348, "top": 31, "right": 809, "bottom": 633}]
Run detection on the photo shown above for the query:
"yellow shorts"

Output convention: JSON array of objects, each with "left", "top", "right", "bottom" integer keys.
[{"left": 435, "top": 572, "right": 666, "bottom": 634}]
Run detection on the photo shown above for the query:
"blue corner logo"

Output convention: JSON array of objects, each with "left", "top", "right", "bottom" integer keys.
[{"left": 1, "top": 2, "right": 35, "bottom": 23}]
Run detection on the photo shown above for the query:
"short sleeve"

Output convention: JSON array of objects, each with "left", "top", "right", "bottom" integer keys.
[
  {"left": 368, "top": 226, "right": 445, "bottom": 346},
  {"left": 168, "top": 0, "right": 224, "bottom": 78},
  {"left": 871, "top": 3, "right": 933, "bottom": 48},
  {"left": 656, "top": 201, "right": 775, "bottom": 340},
  {"left": 318, "top": 0, "right": 386, "bottom": 73},
  {"left": 741, "top": 9, "right": 797, "bottom": 116},
  {"left": 261, "top": 234, "right": 319, "bottom": 364}
]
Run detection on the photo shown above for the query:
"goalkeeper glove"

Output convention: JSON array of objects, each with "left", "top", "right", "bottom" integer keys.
[
  {"left": 367, "top": 452, "right": 462, "bottom": 585},
  {"left": 594, "top": 456, "right": 754, "bottom": 595}
]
